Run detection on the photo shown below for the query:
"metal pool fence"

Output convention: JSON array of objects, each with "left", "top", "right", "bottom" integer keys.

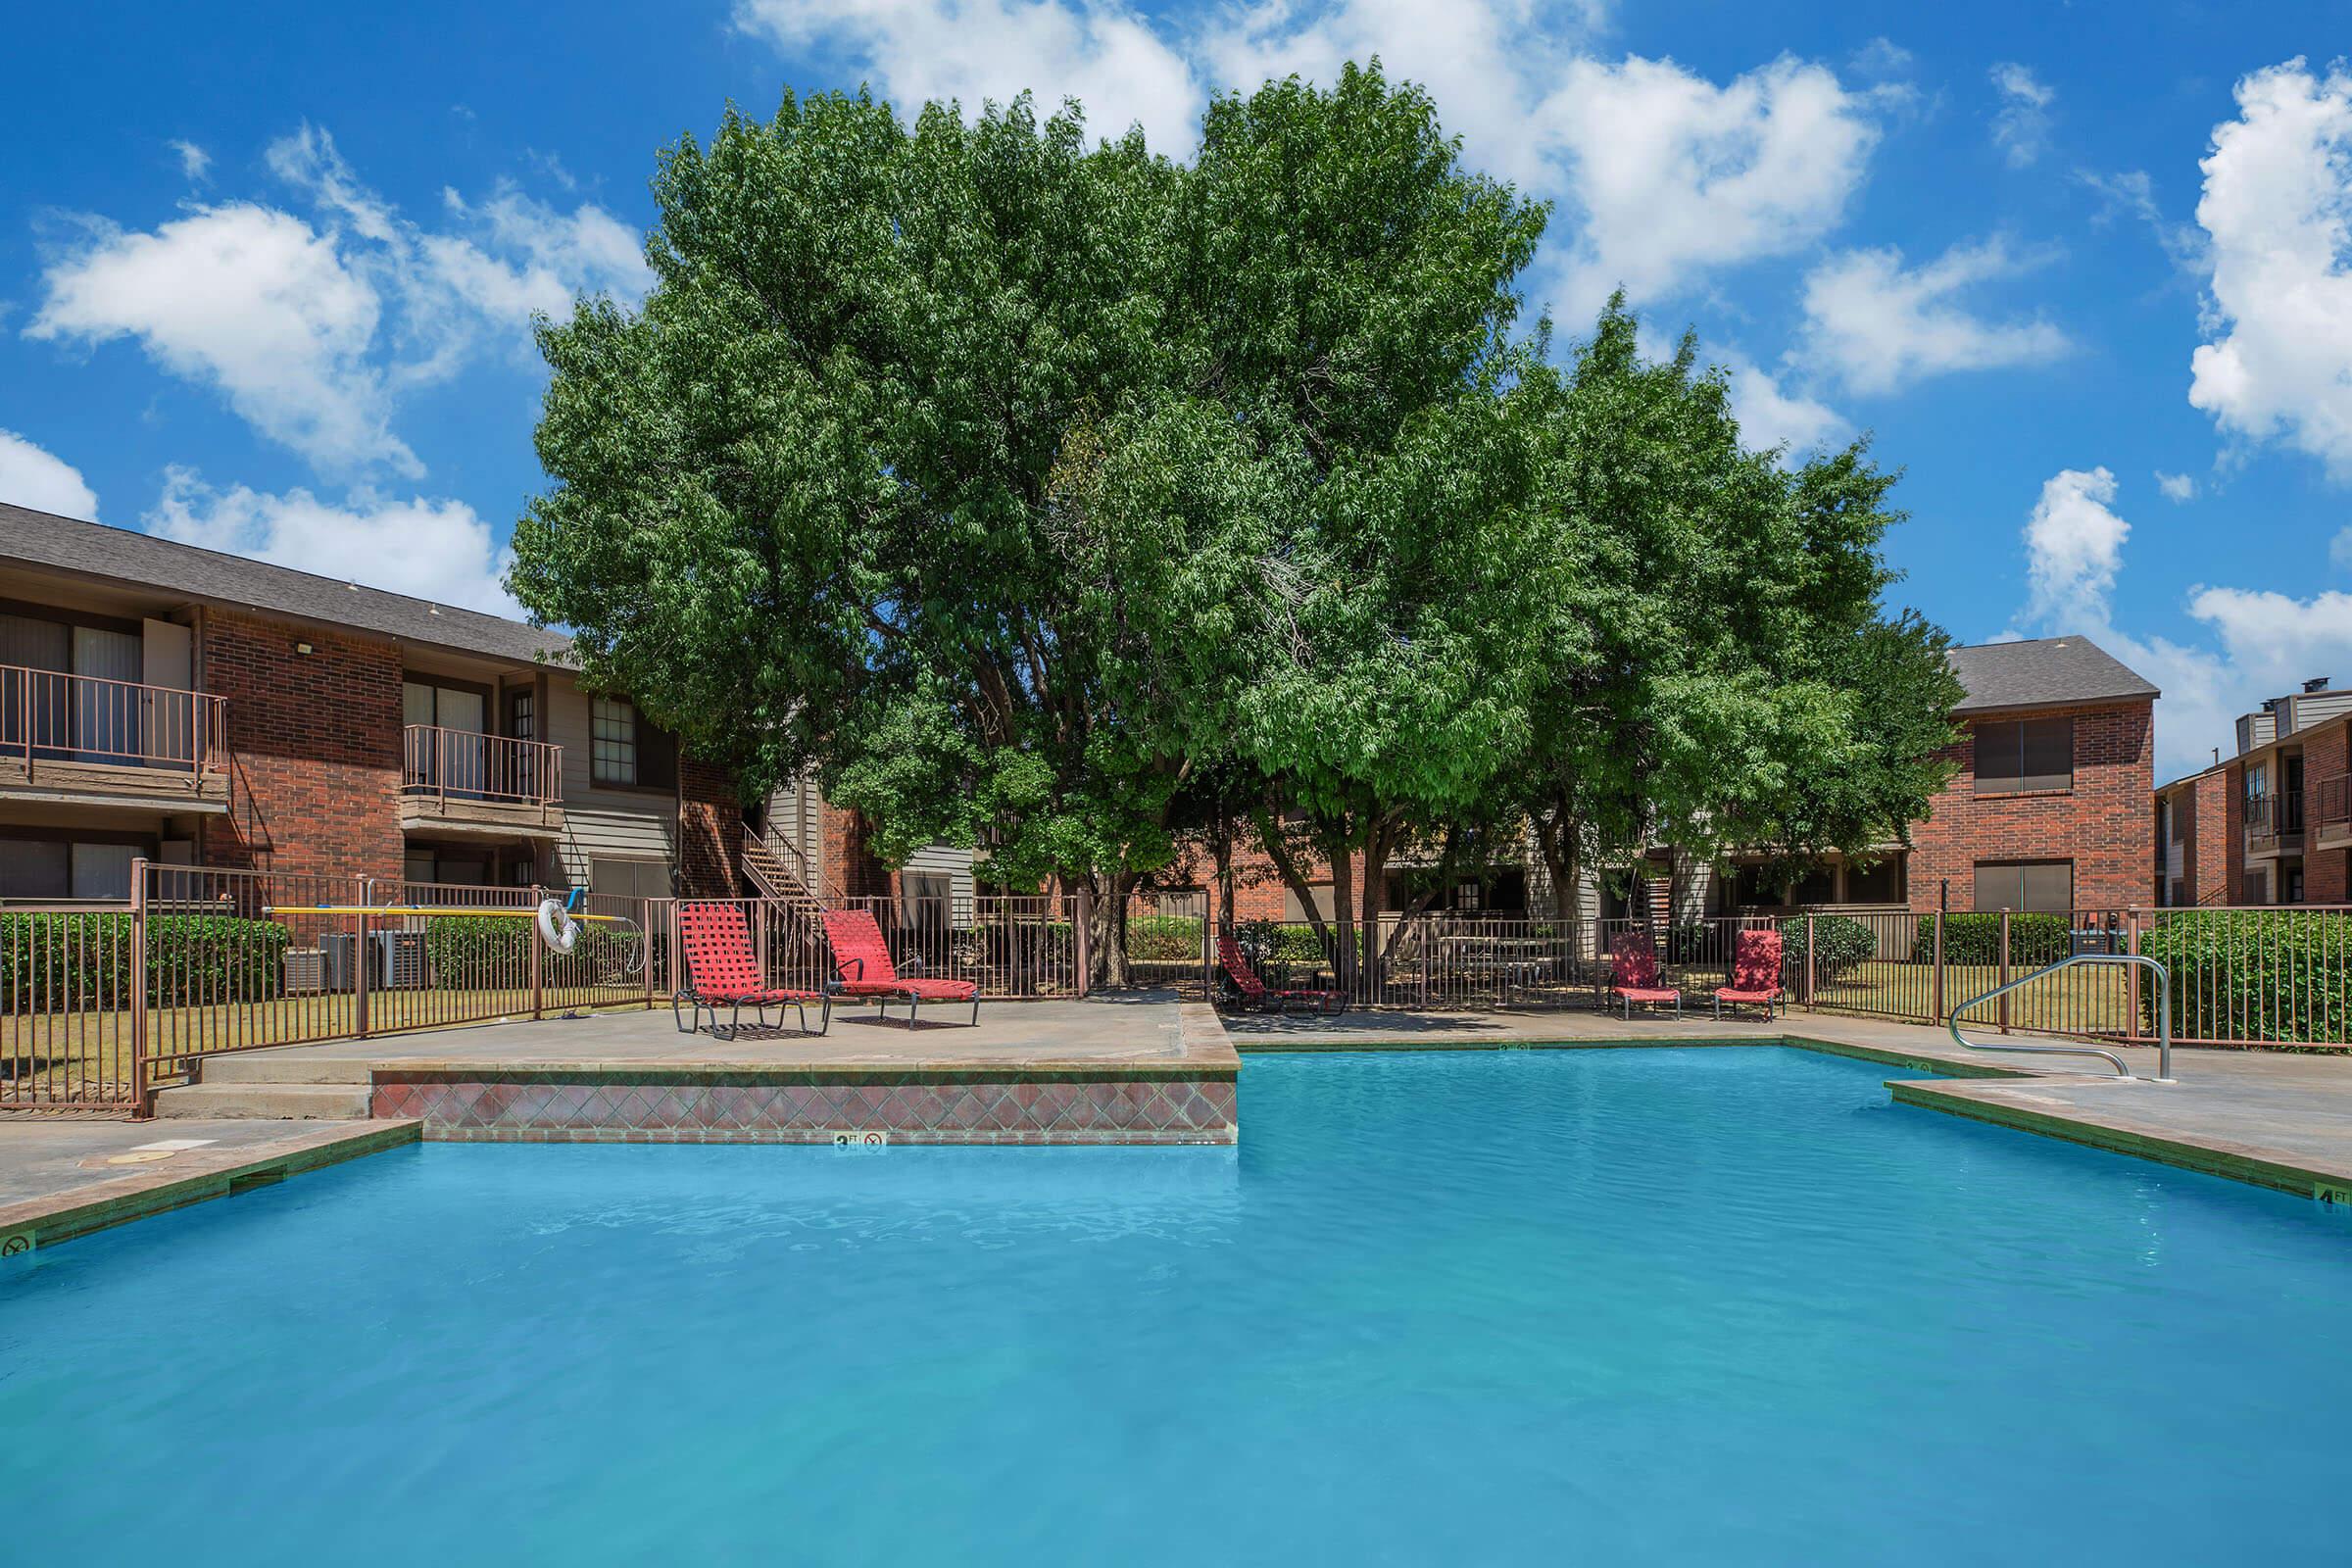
[
  {"left": 8, "top": 869, "right": 2350, "bottom": 1116},
  {"left": 1209, "top": 905, "right": 2352, "bottom": 1051}
]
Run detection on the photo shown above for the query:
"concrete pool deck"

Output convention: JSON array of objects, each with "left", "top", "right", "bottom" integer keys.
[{"left": 0, "top": 1118, "right": 418, "bottom": 1254}]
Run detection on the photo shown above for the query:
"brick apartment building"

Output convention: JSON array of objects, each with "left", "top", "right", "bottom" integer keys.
[
  {"left": 2155, "top": 677, "right": 2352, "bottom": 907},
  {"left": 0, "top": 502, "right": 756, "bottom": 903},
  {"left": 1185, "top": 635, "right": 2160, "bottom": 925}
]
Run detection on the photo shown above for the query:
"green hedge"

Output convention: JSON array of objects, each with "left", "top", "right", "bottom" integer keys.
[
  {"left": 2137, "top": 910, "right": 2352, "bottom": 1046},
  {"left": 421, "top": 915, "right": 635, "bottom": 989},
  {"left": 1126, "top": 914, "right": 1202, "bottom": 962},
  {"left": 1233, "top": 919, "right": 1328, "bottom": 967},
  {"left": 1913, "top": 911, "right": 2071, "bottom": 968},
  {"left": 1781, "top": 914, "right": 1875, "bottom": 984},
  {"left": 0, "top": 912, "right": 290, "bottom": 1012}
]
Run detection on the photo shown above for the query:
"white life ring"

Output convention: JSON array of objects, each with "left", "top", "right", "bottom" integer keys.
[{"left": 536, "top": 899, "right": 580, "bottom": 955}]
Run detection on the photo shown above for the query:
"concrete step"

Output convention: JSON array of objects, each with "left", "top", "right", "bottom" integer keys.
[
  {"left": 152, "top": 1083, "right": 373, "bottom": 1120},
  {"left": 196, "top": 1052, "right": 373, "bottom": 1086}
]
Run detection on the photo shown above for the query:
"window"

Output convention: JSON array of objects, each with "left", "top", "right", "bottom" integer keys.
[
  {"left": 1792, "top": 867, "right": 1836, "bottom": 906},
  {"left": 1843, "top": 858, "right": 1902, "bottom": 905},
  {"left": 591, "top": 698, "right": 638, "bottom": 785},
  {"left": 589, "top": 698, "right": 679, "bottom": 790},
  {"left": 1974, "top": 859, "right": 2074, "bottom": 913},
  {"left": 0, "top": 838, "right": 142, "bottom": 900},
  {"left": 2284, "top": 862, "right": 2306, "bottom": 904},
  {"left": 1974, "top": 716, "right": 2073, "bottom": 794},
  {"left": 1455, "top": 880, "right": 1483, "bottom": 911},
  {"left": 506, "top": 688, "right": 534, "bottom": 742},
  {"left": 590, "top": 858, "right": 669, "bottom": 900}
]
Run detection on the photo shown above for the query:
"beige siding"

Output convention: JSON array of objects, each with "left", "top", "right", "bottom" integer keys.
[{"left": 544, "top": 674, "right": 677, "bottom": 888}]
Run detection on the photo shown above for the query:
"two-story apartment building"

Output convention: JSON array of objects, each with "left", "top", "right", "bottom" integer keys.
[
  {"left": 2154, "top": 678, "right": 2352, "bottom": 906},
  {"left": 0, "top": 502, "right": 750, "bottom": 903}
]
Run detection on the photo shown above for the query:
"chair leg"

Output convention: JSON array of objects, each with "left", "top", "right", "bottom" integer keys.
[{"left": 970, "top": 995, "right": 981, "bottom": 1026}]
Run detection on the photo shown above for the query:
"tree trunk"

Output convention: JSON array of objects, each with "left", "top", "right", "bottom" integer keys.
[
  {"left": 1253, "top": 808, "right": 1335, "bottom": 955},
  {"left": 1357, "top": 817, "right": 1394, "bottom": 1003},
  {"left": 1087, "top": 865, "right": 1139, "bottom": 990},
  {"left": 1325, "top": 827, "right": 1357, "bottom": 997}
]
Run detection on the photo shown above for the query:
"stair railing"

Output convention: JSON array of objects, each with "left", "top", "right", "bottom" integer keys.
[{"left": 1948, "top": 953, "right": 2176, "bottom": 1084}]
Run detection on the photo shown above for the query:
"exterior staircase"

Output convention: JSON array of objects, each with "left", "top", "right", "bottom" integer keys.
[{"left": 742, "top": 823, "right": 826, "bottom": 918}]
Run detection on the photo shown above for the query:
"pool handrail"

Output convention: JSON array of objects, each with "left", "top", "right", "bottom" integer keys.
[{"left": 1948, "top": 953, "right": 2176, "bottom": 1084}]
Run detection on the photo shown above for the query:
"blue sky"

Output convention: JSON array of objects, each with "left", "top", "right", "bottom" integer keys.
[{"left": 3, "top": 1, "right": 2350, "bottom": 778}]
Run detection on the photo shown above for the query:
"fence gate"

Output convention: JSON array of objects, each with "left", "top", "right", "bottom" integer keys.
[{"left": 0, "top": 900, "right": 140, "bottom": 1109}]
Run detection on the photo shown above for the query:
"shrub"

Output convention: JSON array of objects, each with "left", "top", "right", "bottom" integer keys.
[
  {"left": 1125, "top": 914, "right": 1202, "bottom": 962},
  {"left": 1233, "top": 919, "right": 1327, "bottom": 967},
  {"left": 1780, "top": 914, "right": 1876, "bottom": 984},
  {"left": 422, "top": 914, "right": 637, "bottom": 990},
  {"left": 2137, "top": 910, "right": 2352, "bottom": 1046},
  {"left": 1913, "top": 911, "right": 2071, "bottom": 968},
  {"left": 0, "top": 912, "right": 290, "bottom": 1012}
]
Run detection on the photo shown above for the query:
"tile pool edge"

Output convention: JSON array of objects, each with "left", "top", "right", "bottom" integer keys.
[{"left": 0, "top": 1119, "right": 422, "bottom": 1256}]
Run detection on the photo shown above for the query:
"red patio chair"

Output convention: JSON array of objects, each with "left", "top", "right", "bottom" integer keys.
[
  {"left": 820, "top": 906, "right": 980, "bottom": 1026},
  {"left": 1216, "top": 932, "right": 1341, "bottom": 1013},
  {"left": 1609, "top": 930, "right": 1683, "bottom": 1018},
  {"left": 1713, "top": 927, "right": 1786, "bottom": 1020},
  {"left": 673, "top": 902, "right": 828, "bottom": 1038}
]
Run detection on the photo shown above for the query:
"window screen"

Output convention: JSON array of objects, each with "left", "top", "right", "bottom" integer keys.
[
  {"left": 1974, "top": 717, "right": 2074, "bottom": 794},
  {"left": 1973, "top": 859, "right": 2074, "bottom": 912}
]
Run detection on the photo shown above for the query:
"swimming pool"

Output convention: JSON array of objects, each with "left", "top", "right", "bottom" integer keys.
[{"left": 4, "top": 1047, "right": 2345, "bottom": 1563}]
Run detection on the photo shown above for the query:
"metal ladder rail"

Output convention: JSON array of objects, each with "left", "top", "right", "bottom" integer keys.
[{"left": 1948, "top": 953, "right": 2177, "bottom": 1084}]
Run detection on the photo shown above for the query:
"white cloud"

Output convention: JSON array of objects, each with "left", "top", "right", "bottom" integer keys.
[
  {"left": 736, "top": 2, "right": 1891, "bottom": 314},
  {"left": 2009, "top": 463, "right": 2352, "bottom": 776},
  {"left": 2079, "top": 169, "right": 2206, "bottom": 273},
  {"left": 25, "top": 125, "right": 648, "bottom": 481},
  {"left": 1541, "top": 54, "right": 1883, "bottom": 311},
  {"left": 1988, "top": 63, "right": 2053, "bottom": 168},
  {"left": 0, "top": 429, "right": 100, "bottom": 519},
  {"left": 26, "top": 203, "right": 416, "bottom": 477},
  {"left": 2154, "top": 470, "right": 2198, "bottom": 502},
  {"left": 1723, "top": 358, "right": 1848, "bottom": 453},
  {"left": 2021, "top": 466, "right": 2129, "bottom": 629},
  {"left": 2187, "top": 60, "right": 2352, "bottom": 479},
  {"left": 1799, "top": 236, "right": 2071, "bottom": 394},
  {"left": 2331, "top": 526, "right": 2352, "bottom": 571},
  {"left": 144, "top": 467, "right": 516, "bottom": 614},
  {"left": 735, "top": 0, "right": 1207, "bottom": 151},
  {"left": 169, "top": 139, "right": 211, "bottom": 182}
]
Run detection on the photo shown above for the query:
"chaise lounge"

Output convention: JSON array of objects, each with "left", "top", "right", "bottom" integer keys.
[
  {"left": 1216, "top": 931, "right": 1343, "bottom": 1013},
  {"left": 673, "top": 901, "right": 829, "bottom": 1037},
  {"left": 1712, "top": 927, "right": 1787, "bottom": 1019},
  {"left": 1608, "top": 929, "right": 1683, "bottom": 1019},
  {"left": 820, "top": 906, "right": 981, "bottom": 1026}
]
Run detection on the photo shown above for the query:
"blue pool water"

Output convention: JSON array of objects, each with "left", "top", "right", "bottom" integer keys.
[{"left": 5, "top": 1047, "right": 2348, "bottom": 1564}]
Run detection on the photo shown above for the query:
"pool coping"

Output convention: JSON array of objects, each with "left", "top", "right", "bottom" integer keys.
[{"left": 0, "top": 1119, "right": 421, "bottom": 1256}]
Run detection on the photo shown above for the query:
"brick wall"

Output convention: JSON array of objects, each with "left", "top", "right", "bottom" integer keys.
[
  {"left": 2184, "top": 770, "right": 2230, "bottom": 906},
  {"left": 196, "top": 609, "right": 405, "bottom": 884},
  {"left": 2224, "top": 760, "right": 2251, "bottom": 904},
  {"left": 676, "top": 757, "right": 744, "bottom": 898},
  {"left": 819, "top": 805, "right": 894, "bottom": 899},
  {"left": 1906, "top": 700, "right": 2154, "bottom": 911},
  {"left": 2301, "top": 722, "right": 2349, "bottom": 905}
]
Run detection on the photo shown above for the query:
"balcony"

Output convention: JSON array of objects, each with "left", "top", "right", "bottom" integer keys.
[
  {"left": 2317, "top": 775, "right": 2352, "bottom": 850},
  {"left": 2244, "top": 789, "right": 2306, "bottom": 860},
  {"left": 0, "top": 663, "right": 229, "bottom": 809},
  {"left": 399, "top": 726, "right": 564, "bottom": 838}
]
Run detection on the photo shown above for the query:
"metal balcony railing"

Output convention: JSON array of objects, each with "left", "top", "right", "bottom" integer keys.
[
  {"left": 2317, "top": 775, "right": 2351, "bottom": 827},
  {"left": 2245, "top": 791, "right": 2305, "bottom": 835},
  {"left": 401, "top": 725, "right": 563, "bottom": 808},
  {"left": 0, "top": 662, "right": 227, "bottom": 777}
]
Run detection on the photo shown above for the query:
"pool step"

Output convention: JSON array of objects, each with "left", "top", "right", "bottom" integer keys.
[
  {"left": 151, "top": 1083, "right": 374, "bottom": 1120},
  {"left": 196, "top": 1053, "right": 374, "bottom": 1086}
]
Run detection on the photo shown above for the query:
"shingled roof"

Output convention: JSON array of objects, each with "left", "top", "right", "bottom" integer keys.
[
  {"left": 1946, "top": 636, "right": 2158, "bottom": 714},
  {"left": 0, "top": 502, "right": 570, "bottom": 665}
]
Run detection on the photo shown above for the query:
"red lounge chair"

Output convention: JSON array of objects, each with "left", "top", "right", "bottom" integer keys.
[
  {"left": 1609, "top": 930, "right": 1683, "bottom": 1018},
  {"left": 1216, "top": 932, "right": 1341, "bottom": 1013},
  {"left": 1714, "top": 928, "right": 1786, "bottom": 1020},
  {"left": 820, "top": 906, "right": 980, "bottom": 1026},
  {"left": 673, "top": 901, "right": 828, "bottom": 1037}
]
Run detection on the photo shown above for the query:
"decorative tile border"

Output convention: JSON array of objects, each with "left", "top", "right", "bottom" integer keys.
[{"left": 371, "top": 1070, "right": 1239, "bottom": 1146}]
